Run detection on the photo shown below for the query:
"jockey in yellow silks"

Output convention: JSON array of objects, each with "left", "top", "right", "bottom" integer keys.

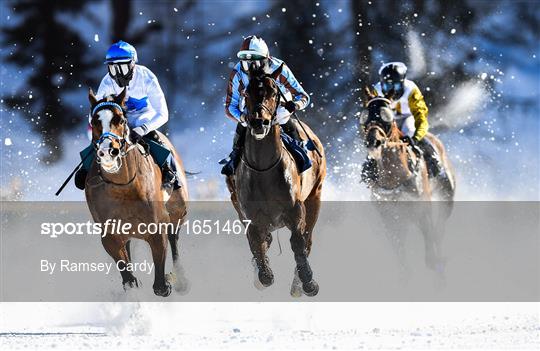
[{"left": 362, "top": 62, "right": 442, "bottom": 184}]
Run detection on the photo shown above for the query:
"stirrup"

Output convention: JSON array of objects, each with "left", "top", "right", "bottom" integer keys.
[{"left": 162, "top": 168, "right": 181, "bottom": 189}]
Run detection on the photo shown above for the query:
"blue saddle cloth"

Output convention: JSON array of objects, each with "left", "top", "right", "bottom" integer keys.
[{"left": 280, "top": 132, "right": 313, "bottom": 173}]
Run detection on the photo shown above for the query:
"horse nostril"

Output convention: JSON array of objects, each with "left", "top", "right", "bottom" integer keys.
[
  {"left": 110, "top": 148, "right": 120, "bottom": 157},
  {"left": 98, "top": 150, "right": 105, "bottom": 157}
]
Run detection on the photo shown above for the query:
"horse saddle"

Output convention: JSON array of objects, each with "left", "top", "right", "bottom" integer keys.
[{"left": 280, "top": 132, "right": 312, "bottom": 173}]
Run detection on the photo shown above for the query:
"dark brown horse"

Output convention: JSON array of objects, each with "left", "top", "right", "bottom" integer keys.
[
  {"left": 226, "top": 68, "right": 326, "bottom": 297},
  {"left": 361, "top": 97, "right": 455, "bottom": 280},
  {"left": 86, "top": 88, "right": 189, "bottom": 297}
]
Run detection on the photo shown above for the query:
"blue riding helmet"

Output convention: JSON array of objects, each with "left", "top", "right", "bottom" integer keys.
[
  {"left": 105, "top": 41, "right": 137, "bottom": 87},
  {"left": 104, "top": 40, "right": 138, "bottom": 64}
]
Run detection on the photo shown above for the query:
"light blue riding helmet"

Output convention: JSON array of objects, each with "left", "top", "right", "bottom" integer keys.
[{"left": 104, "top": 40, "right": 138, "bottom": 63}]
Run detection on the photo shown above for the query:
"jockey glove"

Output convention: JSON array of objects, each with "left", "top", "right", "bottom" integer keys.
[
  {"left": 284, "top": 100, "right": 297, "bottom": 113},
  {"left": 401, "top": 135, "right": 415, "bottom": 146},
  {"left": 130, "top": 126, "right": 145, "bottom": 143}
]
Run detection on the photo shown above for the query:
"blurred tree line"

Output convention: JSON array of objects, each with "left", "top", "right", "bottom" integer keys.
[{"left": 2, "top": 0, "right": 538, "bottom": 163}]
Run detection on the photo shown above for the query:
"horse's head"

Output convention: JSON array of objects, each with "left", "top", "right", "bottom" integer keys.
[
  {"left": 88, "top": 88, "right": 129, "bottom": 173},
  {"left": 243, "top": 66, "right": 282, "bottom": 140},
  {"left": 360, "top": 97, "right": 396, "bottom": 150}
]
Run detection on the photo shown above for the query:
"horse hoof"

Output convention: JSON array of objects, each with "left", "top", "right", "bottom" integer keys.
[
  {"left": 154, "top": 282, "right": 172, "bottom": 297},
  {"left": 174, "top": 278, "right": 191, "bottom": 295},
  {"left": 122, "top": 277, "right": 140, "bottom": 290},
  {"left": 290, "top": 284, "right": 303, "bottom": 298},
  {"left": 302, "top": 280, "right": 319, "bottom": 297},
  {"left": 258, "top": 271, "right": 274, "bottom": 288}
]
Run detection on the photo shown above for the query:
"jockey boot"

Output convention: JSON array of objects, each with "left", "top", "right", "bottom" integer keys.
[
  {"left": 281, "top": 119, "right": 315, "bottom": 151},
  {"left": 361, "top": 158, "right": 378, "bottom": 187},
  {"left": 161, "top": 162, "right": 181, "bottom": 189},
  {"left": 416, "top": 138, "right": 442, "bottom": 178},
  {"left": 220, "top": 123, "right": 246, "bottom": 176},
  {"left": 74, "top": 168, "right": 88, "bottom": 190},
  {"left": 282, "top": 119, "right": 302, "bottom": 142}
]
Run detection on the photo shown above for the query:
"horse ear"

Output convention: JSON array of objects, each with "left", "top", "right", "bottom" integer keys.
[
  {"left": 115, "top": 87, "right": 128, "bottom": 106},
  {"left": 88, "top": 88, "right": 98, "bottom": 106},
  {"left": 362, "top": 86, "right": 375, "bottom": 107},
  {"left": 269, "top": 63, "right": 284, "bottom": 80}
]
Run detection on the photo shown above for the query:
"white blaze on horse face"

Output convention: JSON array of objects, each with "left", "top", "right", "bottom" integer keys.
[
  {"left": 97, "top": 110, "right": 114, "bottom": 152},
  {"left": 97, "top": 109, "right": 113, "bottom": 133},
  {"left": 96, "top": 109, "right": 120, "bottom": 172}
]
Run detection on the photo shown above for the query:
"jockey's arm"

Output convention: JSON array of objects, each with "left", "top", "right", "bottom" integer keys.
[
  {"left": 408, "top": 86, "right": 429, "bottom": 141},
  {"left": 280, "top": 64, "right": 310, "bottom": 110},
  {"left": 142, "top": 73, "right": 169, "bottom": 133},
  {"left": 224, "top": 70, "right": 244, "bottom": 124}
]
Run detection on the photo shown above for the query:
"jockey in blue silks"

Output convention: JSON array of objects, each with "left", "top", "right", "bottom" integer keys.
[
  {"left": 220, "top": 35, "right": 311, "bottom": 176},
  {"left": 75, "top": 40, "right": 180, "bottom": 190}
]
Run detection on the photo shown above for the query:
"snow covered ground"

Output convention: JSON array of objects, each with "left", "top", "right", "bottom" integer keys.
[{"left": 1, "top": 303, "right": 538, "bottom": 350}]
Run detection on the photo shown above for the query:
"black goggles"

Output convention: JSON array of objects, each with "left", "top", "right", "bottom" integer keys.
[
  {"left": 382, "top": 81, "right": 403, "bottom": 93},
  {"left": 238, "top": 53, "right": 267, "bottom": 72},
  {"left": 108, "top": 61, "right": 133, "bottom": 77}
]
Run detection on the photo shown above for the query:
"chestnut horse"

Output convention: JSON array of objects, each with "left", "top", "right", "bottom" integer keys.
[
  {"left": 361, "top": 97, "right": 455, "bottom": 280},
  {"left": 226, "top": 68, "right": 326, "bottom": 297},
  {"left": 86, "top": 88, "right": 189, "bottom": 297}
]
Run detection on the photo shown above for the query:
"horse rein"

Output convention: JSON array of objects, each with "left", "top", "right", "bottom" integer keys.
[
  {"left": 248, "top": 84, "right": 281, "bottom": 125},
  {"left": 365, "top": 122, "right": 421, "bottom": 185},
  {"left": 241, "top": 81, "right": 284, "bottom": 172},
  {"left": 365, "top": 123, "right": 407, "bottom": 149}
]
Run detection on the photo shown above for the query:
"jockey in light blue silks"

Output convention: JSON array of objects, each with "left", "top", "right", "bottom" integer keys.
[
  {"left": 220, "top": 35, "right": 311, "bottom": 175},
  {"left": 75, "top": 40, "right": 180, "bottom": 190}
]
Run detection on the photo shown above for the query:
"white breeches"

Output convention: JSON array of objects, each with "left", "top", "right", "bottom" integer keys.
[
  {"left": 396, "top": 115, "right": 416, "bottom": 137},
  {"left": 275, "top": 106, "right": 292, "bottom": 125}
]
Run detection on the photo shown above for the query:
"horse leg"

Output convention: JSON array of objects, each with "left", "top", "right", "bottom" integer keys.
[
  {"left": 102, "top": 237, "right": 139, "bottom": 290},
  {"left": 247, "top": 225, "right": 274, "bottom": 288},
  {"left": 418, "top": 209, "right": 446, "bottom": 281},
  {"left": 167, "top": 226, "right": 190, "bottom": 294},
  {"left": 378, "top": 204, "right": 410, "bottom": 283},
  {"left": 148, "top": 233, "right": 171, "bottom": 297},
  {"left": 126, "top": 240, "right": 132, "bottom": 261},
  {"left": 291, "top": 189, "right": 321, "bottom": 297},
  {"left": 289, "top": 202, "right": 319, "bottom": 297}
]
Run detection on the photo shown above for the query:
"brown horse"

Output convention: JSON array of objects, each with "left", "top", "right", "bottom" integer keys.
[
  {"left": 86, "top": 88, "right": 189, "bottom": 297},
  {"left": 226, "top": 68, "right": 326, "bottom": 297},
  {"left": 361, "top": 97, "right": 455, "bottom": 280}
]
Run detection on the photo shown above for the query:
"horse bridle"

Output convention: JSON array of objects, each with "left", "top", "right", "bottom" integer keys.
[
  {"left": 246, "top": 77, "right": 281, "bottom": 126},
  {"left": 365, "top": 122, "right": 406, "bottom": 148},
  {"left": 91, "top": 102, "right": 139, "bottom": 172},
  {"left": 91, "top": 102, "right": 134, "bottom": 155},
  {"left": 241, "top": 78, "right": 284, "bottom": 171}
]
